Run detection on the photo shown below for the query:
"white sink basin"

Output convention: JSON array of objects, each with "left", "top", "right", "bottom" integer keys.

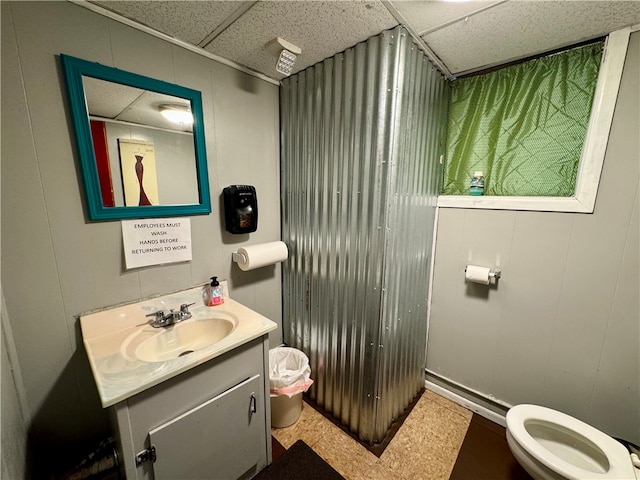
[
  {"left": 121, "top": 313, "right": 237, "bottom": 363},
  {"left": 80, "top": 284, "right": 278, "bottom": 407}
]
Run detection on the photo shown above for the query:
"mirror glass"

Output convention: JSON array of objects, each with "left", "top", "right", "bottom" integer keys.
[{"left": 61, "top": 54, "right": 211, "bottom": 221}]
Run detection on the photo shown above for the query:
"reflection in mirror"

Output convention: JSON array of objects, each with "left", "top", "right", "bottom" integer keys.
[
  {"left": 83, "top": 77, "right": 198, "bottom": 208},
  {"left": 61, "top": 54, "right": 211, "bottom": 221}
]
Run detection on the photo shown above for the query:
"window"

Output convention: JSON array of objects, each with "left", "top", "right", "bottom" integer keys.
[{"left": 437, "top": 28, "right": 630, "bottom": 213}]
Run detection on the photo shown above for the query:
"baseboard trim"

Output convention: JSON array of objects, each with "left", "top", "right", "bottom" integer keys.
[{"left": 425, "top": 378, "right": 508, "bottom": 427}]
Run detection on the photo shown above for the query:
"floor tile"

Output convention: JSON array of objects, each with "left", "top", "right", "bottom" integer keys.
[
  {"left": 311, "top": 428, "right": 381, "bottom": 480},
  {"left": 380, "top": 417, "right": 468, "bottom": 480},
  {"left": 271, "top": 390, "right": 472, "bottom": 480},
  {"left": 450, "top": 414, "right": 532, "bottom": 480},
  {"left": 271, "top": 401, "right": 337, "bottom": 449}
]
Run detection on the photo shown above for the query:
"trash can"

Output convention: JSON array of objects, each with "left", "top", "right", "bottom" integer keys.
[{"left": 269, "top": 347, "right": 313, "bottom": 428}]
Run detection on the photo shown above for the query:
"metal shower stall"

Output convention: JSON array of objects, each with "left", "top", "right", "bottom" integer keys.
[{"left": 280, "top": 26, "right": 448, "bottom": 444}]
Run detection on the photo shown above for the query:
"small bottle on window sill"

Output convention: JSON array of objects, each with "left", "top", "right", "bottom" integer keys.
[{"left": 470, "top": 171, "right": 485, "bottom": 196}]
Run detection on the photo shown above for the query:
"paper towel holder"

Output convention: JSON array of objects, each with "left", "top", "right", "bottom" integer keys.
[
  {"left": 232, "top": 252, "right": 247, "bottom": 264},
  {"left": 231, "top": 241, "right": 289, "bottom": 271}
]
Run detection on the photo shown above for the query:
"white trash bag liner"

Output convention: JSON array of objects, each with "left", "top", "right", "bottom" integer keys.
[{"left": 269, "top": 347, "right": 313, "bottom": 398}]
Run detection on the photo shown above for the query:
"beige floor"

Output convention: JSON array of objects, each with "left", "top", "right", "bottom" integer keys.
[{"left": 271, "top": 390, "right": 473, "bottom": 480}]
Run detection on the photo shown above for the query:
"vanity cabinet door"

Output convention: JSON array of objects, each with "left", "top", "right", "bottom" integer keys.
[{"left": 148, "top": 374, "right": 266, "bottom": 480}]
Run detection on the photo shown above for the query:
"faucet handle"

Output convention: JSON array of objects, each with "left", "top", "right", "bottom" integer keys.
[
  {"left": 145, "top": 311, "right": 165, "bottom": 323},
  {"left": 180, "top": 302, "right": 195, "bottom": 313}
]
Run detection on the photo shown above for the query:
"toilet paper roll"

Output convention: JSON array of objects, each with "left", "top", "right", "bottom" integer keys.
[
  {"left": 234, "top": 241, "right": 288, "bottom": 271},
  {"left": 465, "top": 265, "right": 491, "bottom": 285}
]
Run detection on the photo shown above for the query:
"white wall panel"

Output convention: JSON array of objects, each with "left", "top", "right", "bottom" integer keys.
[
  {"left": 493, "top": 212, "right": 573, "bottom": 405},
  {"left": 589, "top": 185, "right": 639, "bottom": 437}
]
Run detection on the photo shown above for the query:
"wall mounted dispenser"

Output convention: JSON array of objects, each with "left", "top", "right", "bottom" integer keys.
[{"left": 223, "top": 185, "right": 258, "bottom": 234}]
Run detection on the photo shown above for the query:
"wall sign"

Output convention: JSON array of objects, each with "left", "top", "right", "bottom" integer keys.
[{"left": 122, "top": 218, "right": 191, "bottom": 269}]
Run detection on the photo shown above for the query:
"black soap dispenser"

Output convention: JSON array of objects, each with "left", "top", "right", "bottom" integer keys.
[{"left": 223, "top": 185, "right": 258, "bottom": 234}]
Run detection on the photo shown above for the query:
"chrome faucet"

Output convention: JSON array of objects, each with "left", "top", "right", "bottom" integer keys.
[{"left": 145, "top": 303, "right": 194, "bottom": 328}]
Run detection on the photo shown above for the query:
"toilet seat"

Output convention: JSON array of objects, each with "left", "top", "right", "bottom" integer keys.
[{"left": 507, "top": 404, "right": 637, "bottom": 480}]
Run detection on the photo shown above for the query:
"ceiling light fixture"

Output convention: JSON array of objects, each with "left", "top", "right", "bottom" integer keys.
[
  {"left": 159, "top": 104, "right": 193, "bottom": 125},
  {"left": 265, "top": 37, "right": 302, "bottom": 76}
]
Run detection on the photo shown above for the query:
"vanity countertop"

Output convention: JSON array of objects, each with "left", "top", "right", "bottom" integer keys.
[{"left": 79, "top": 284, "right": 277, "bottom": 408}]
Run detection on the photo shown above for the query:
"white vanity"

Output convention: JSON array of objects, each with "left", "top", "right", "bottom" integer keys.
[{"left": 80, "top": 283, "right": 277, "bottom": 479}]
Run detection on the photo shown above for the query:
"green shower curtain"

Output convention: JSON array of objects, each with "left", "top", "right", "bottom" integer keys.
[{"left": 443, "top": 41, "right": 603, "bottom": 196}]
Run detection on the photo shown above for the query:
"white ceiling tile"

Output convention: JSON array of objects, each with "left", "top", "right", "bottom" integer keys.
[
  {"left": 390, "top": 0, "right": 504, "bottom": 35},
  {"left": 92, "top": 1, "right": 244, "bottom": 45},
  {"left": 204, "top": 0, "right": 398, "bottom": 79},
  {"left": 424, "top": 0, "right": 640, "bottom": 75}
]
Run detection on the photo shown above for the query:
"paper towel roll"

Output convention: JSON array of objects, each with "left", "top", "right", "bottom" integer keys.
[
  {"left": 234, "top": 241, "right": 288, "bottom": 271},
  {"left": 465, "top": 265, "right": 491, "bottom": 285}
]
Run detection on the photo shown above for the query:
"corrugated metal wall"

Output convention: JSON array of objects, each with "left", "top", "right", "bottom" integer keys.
[{"left": 280, "top": 26, "right": 448, "bottom": 444}]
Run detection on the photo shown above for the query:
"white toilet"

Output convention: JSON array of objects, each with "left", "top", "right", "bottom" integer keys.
[{"left": 506, "top": 404, "right": 640, "bottom": 480}]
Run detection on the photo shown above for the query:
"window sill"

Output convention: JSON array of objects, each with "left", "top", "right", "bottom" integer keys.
[{"left": 436, "top": 195, "right": 593, "bottom": 213}]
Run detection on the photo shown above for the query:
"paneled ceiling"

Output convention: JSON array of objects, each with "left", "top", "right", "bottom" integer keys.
[{"left": 86, "top": 0, "right": 640, "bottom": 80}]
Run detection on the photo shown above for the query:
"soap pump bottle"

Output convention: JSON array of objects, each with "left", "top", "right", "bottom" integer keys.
[{"left": 205, "top": 276, "right": 224, "bottom": 306}]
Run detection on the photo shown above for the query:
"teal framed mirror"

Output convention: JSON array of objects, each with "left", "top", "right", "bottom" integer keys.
[{"left": 61, "top": 54, "right": 211, "bottom": 221}]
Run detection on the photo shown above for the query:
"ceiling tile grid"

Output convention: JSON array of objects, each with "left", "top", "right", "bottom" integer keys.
[{"left": 86, "top": 0, "right": 640, "bottom": 81}]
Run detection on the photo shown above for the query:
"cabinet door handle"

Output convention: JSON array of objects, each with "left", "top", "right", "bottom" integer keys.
[{"left": 250, "top": 393, "right": 257, "bottom": 414}]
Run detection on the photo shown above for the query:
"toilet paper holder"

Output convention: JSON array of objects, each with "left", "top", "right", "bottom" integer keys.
[{"left": 464, "top": 265, "right": 502, "bottom": 284}]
